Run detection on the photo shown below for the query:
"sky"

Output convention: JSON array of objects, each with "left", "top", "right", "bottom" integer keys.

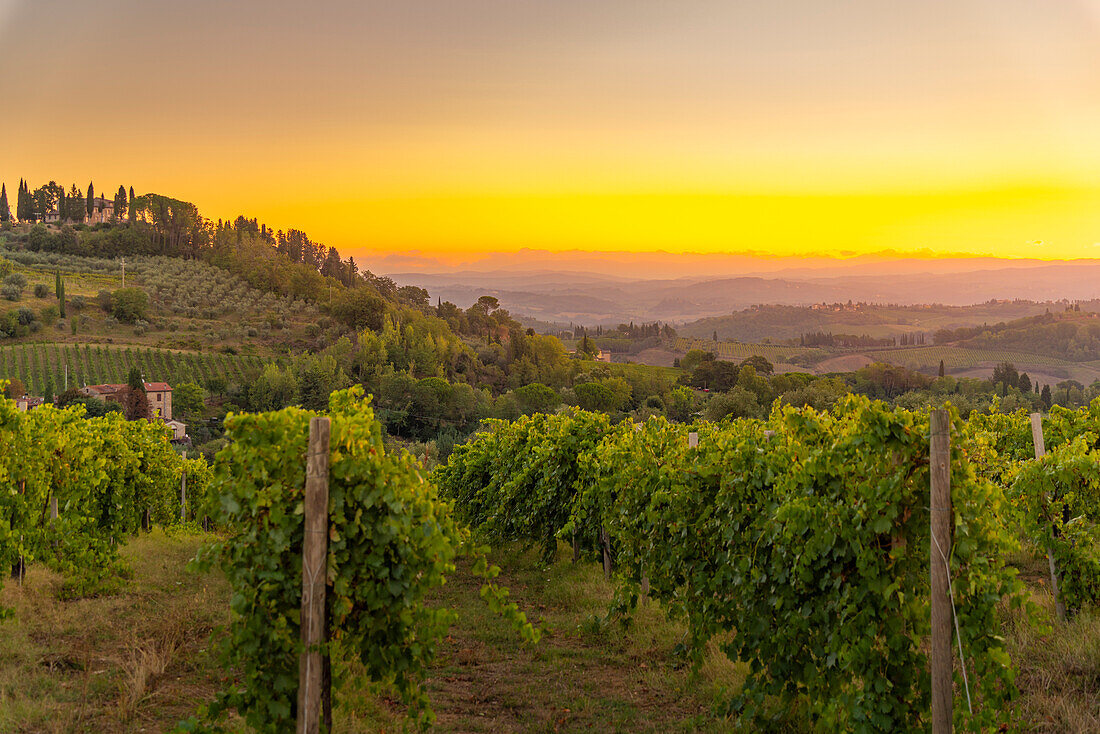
[{"left": 1, "top": 0, "right": 1100, "bottom": 268}]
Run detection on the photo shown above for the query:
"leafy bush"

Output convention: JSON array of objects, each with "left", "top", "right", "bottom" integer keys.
[
  {"left": 112, "top": 287, "right": 149, "bottom": 323},
  {"left": 4, "top": 272, "right": 27, "bottom": 288},
  {"left": 1, "top": 284, "right": 20, "bottom": 301},
  {"left": 33, "top": 283, "right": 49, "bottom": 298}
]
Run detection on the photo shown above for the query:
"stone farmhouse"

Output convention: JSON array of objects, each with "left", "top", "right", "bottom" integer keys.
[
  {"left": 81, "top": 381, "right": 174, "bottom": 420},
  {"left": 43, "top": 196, "right": 117, "bottom": 225}
]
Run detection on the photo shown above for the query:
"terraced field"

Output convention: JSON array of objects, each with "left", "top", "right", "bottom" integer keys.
[
  {"left": 0, "top": 342, "right": 271, "bottom": 394},
  {"left": 674, "top": 337, "right": 823, "bottom": 364}
]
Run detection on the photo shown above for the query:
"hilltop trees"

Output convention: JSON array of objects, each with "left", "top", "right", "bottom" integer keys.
[
  {"left": 114, "top": 185, "right": 127, "bottom": 222},
  {"left": 0, "top": 183, "right": 9, "bottom": 223},
  {"left": 31, "top": 181, "right": 63, "bottom": 221},
  {"left": 129, "top": 193, "right": 207, "bottom": 257},
  {"left": 16, "top": 180, "right": 32, "bottom": 221}
]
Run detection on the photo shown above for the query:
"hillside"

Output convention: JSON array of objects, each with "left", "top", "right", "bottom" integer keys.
[
  {"left": 678, "top": 301, "right": 1071, "bottom": 343},
  {"left": 0, "top": 249, "right": 323, "bottom": 355},
  {"left": 390, "top": 263, "right": 1100, "bottom": 325}
]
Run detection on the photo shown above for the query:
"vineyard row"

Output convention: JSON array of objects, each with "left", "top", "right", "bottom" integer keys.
[{"left": 0, "top": 342, "right": 270, "bottom": 394}]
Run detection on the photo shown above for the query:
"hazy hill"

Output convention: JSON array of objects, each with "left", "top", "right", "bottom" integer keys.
[{"left": 389, "top": 261, "right": 1100, "bottom": 325}]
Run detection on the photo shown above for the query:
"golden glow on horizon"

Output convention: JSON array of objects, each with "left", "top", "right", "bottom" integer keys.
[{"left": 2, "top": 1, "right": 1100, "bottom": 263}]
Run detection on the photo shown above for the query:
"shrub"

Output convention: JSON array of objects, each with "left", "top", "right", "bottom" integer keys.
[
  {"left": 40, "top": 304, "right": 60, "bottom": 326},
  {"left": 16, "top": 307, "right": 35, "bottom": 325},
  {"left": 33, "top": 283, "right": 49, "bottom": 298},
  {"left": 4, "top": 272, "right": 27, "bottom": 288},
  {"left": 111, "top": 287, "right": 149, "bottom": 323},
  {"left": 1, "top": 284, "right": 20, "bottom": 301},
  {"left": 70, "top": 295, "right": 86, "bottom": 310}
]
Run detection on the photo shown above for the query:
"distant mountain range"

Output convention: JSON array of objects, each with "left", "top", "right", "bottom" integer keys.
[{"left": 387, "top": 260, "right": 1100, "bottom": 326}]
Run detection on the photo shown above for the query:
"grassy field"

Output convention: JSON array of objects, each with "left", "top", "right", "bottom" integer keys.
[
  {"left": 1, "top": 532, "right": 1097, "bottom": 732},
  {"left": 0, "top": 342, "right": 271, "bottom": 394}
]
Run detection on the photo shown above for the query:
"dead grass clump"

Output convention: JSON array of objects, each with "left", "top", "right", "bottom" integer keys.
[
  {"left": 116, "top": 622, "right": 184, "bottom": 722},
  {"left": 1006, "top": 594, "right": 1100, "bottom": 732}
]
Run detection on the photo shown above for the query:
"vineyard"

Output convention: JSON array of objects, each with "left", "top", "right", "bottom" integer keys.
[
  {"left": 0, "top": 391, "right": 209, "bottom": 602},
  {"left": 2, "top": 389, "right": 1099, "bottom": 730},
  {"left": 676, "top": 336, "right": 1100, "bottom": 377},
  {"left": 866, "top": 345, "right": 1081, "bottom": 371},
  {"left": 0, "top": 342, "right": 270, "bottom": 394},
  {"left": 434, "top": 399, "right": 1100, "bottom": 730},
  {"left": 675, "top": 336, "right": 823, "bottom": 364}
]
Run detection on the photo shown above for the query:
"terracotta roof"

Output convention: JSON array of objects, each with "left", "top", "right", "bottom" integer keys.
[
  {"left": 84, "top": 382, "right": 172, "bottom": 393},
  {"left": 83, "top": 384, "right": 124, "bottom": 394}
]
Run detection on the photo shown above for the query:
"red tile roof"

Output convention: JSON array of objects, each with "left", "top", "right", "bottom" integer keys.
[{"left": 84, "top": 382, "right": 172, "bottom": 393}]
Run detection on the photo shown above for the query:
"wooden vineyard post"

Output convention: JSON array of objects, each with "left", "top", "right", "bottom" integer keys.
[
  {"left": 141, "top": 508, "right": 150, "bottom": 532},
  {"left": 1031, "top": 412, "right": 1066, "bottom": 621},
  {"left": 600, "top": 528, "right": 611, "bottom": 580},
  {"left": 634, "top": 423, "right": 650, "bottom": 601},
  {"left": 688, "top": 431, "right": 698, "bottom": 449},
  {"left": 298, "top": 417, "right": 331, "bottom": 734},
  {"left": 929, "top": 409, "right": 952, "bottom": 734},
  {"left": 50, "top": 494, "right": 59, "bottom": 549},
  {"left": 180, "top": 472, "right": 187, "bottom": 522}
]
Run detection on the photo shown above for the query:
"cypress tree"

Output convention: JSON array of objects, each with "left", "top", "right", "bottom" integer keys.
[
  {"left": 56, "top": 271, "right": 66, "bottom": 318},
  {"left": 86, "top": 181, "right": 95, "bottom": 217},
  {"left": 16, "top": 180, "right": 27, "bottom": 221},
  {"left": 115, "top": 185, "right": 127, "bottom": 221},
  {"left": 57, "top": 189, "right": 66, "bottom": 222},
  {"left": 128, "top": 186, "right": 136, "bottom": 223},
  {"left": 938, "top": 360, "right": 945, "bottom": 378},
  {"left": 0, "top": 183, "right": 9, "bottom": 222}
]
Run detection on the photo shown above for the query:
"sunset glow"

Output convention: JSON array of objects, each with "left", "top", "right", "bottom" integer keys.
[{"left": 2, "top": 1, "right": 1100, "bottom": 264}]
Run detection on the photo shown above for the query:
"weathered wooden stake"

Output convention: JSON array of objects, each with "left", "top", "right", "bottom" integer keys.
[
  {"left": 572, "top": 532, "right": 580, "bottom": 563},
  {"left": 141, "top": 508, "right": 150, "bottom": 532},
  {"left": 298, "top": 416, "right": 331, "bottom": 734},
  {"left": 180, "top": 472, "right": 187, "bottom": 522},
  {"left": 600, "top": 528, "right": 611, "bottom": 580},
  {"left": 687, "top": 431, "right": 698, "bottom": 449},
  {"left": 929, "top": 409, "right": 952, "bottom": 734},
  {"left": 1031, "top": 412, "right": 1065, "bottom": 621},
  {"left": 50, "top": 495, "right": 59, "bottom": 549}
]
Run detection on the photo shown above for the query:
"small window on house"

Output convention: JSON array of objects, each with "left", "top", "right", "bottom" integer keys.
[{"left": 156, "top": 394, "right": 161, "bottom": 401}]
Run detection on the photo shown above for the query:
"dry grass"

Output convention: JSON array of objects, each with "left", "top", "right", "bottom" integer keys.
[
  {"left": 1004, "top": 593, "right": 1100, "bottom": 732},
  {"left": 0, "top": 528, "right": 232, "bottom": 733},
  {"left": 2, "top": 532, "right": 1098, "bottom": 732}
]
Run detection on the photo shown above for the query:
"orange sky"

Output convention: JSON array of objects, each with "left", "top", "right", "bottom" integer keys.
[{"left": 2, "top": 1, "right": 1100, "bottom": 265}]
